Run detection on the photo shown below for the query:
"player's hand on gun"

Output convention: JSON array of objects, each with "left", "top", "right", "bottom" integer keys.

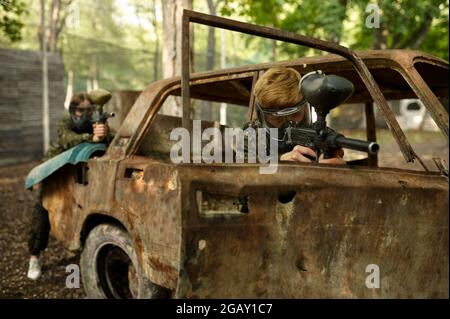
[
  {"left": 92, "top": 122, "right": 109, "bottom": 142},
  {"left": 280, "top": 145, "right": 345, "bottom": 164}
]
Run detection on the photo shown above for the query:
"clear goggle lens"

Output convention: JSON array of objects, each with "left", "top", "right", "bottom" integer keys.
[{"left": 257, "top": 99, "right": 308, "bottom": 117}]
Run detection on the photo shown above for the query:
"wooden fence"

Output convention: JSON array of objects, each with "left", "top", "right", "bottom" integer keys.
[{"left": 0, "top": 48, "right": 65, "bottom": 166}]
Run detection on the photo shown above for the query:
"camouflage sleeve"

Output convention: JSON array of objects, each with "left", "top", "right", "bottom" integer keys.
[
  {"left": 42, "top": 116, "right": 92, "bottom": 161},
  {"left": 57, "top": 116, "right": 93, "bottom": 150}
]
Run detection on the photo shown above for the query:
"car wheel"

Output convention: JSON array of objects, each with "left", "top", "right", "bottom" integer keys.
[{"left": 80, "top": 223, "right": 170, "bottom": 299}]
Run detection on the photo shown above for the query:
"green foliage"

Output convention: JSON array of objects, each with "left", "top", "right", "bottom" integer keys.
[
  {"left": 1, "top": 0, "right": 447, "bottom": 97},
  {"left": 418, "top": 1, "right": 449, "bottom": 60},
  {"left": 0, "top": 0, "right": 27, "bottom": 42},
  {"left": 220, "top": 0, "right": 449, "bottom": 61},
  {"left": 219, "top": 0, "right": 352, "bottom": 58},
  {"left": 351, "top": 0, "right": 448, "bottom": 54}
]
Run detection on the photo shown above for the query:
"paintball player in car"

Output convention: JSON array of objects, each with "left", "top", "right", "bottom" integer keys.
[
  {"left": 243, "top": 66, "right": 346, "bottom": 164},
  {"left": 27, "top": 89, "right": 114, "bottom": 280}
]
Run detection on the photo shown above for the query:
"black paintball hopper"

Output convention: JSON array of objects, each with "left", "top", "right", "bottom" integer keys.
[{"left": 300, "top": 71, "right": 355, "bottom": 115}]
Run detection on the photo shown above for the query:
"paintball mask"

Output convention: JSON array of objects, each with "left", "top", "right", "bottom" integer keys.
[{"left": 69, "top": 103, "right": 94, "bottom": 134}]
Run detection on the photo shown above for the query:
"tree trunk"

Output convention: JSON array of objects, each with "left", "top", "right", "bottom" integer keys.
[
  {"left": 271, "top": 40, "right": 277, "bottom": 61},
  {"left": 328, "top": 0, "right": 347, "bottom": 44},
  {"left": 401, "top": 13, "right": 433, "bottom": 49},
  {"left": 48, "top": 0, "right": 61, "bottom": 52},
  {"left": 271, "top": 11, "right": 277, "bottom": 61},
  {"left": 373, "top": 25, "right": 387, "bottom": 49},
  {"left": 206, "top": 0, "right": 216, "bottom": 71},
  {"left": 152, "top": 0, "right": 160, "bottom": 82},
  {"left": 418, "top": 112, "right": 429, "bottom": 130},
  {"left": 86, "top": 78, "right": 93, "bottom": 92},
  {"left": 64, "top": 69, "right": 74, "bottom": 110},
  {"left": 202, "top": 0, "right": 218, "bottom": 121},
  {"left": 153, "top": 38, "right": 160, "bottom": 82},
  {"left": 161, "top": 0, "right": 193, "bottom": 116},
  {"left": 88, "top": 13, "right": 98, "bottom": 92},
  {"left": 41, "top": 0, "right": 50, "bottom": 153},
  {"left": 42, "top": 0, "right": 73, "bottom": 52},
  {"left": 219, "top": 28, "right": 227, "bottom": 125}
]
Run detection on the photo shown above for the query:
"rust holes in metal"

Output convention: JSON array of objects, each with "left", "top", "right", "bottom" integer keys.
[
  {"left": 124, "top": 168, "right": 144, "bottom": 180},
  {"left": 278, "top": 191, "right": 296, "bottom": 204},
  {"left": 296, "top": 256, "right": 308, "bottom": 272},
  {"left": 196, "top": 190, "right": 250, "bottom": 216},
  {"left": 236, "top": 196, "right": 249, "bottom": 214},
  {"left": 75, "top": 163, "right": 89, "bottom": 185},
  {"left": 398, "top": 180, "right": 408, "bottom": 188},
  {"left": 115, "top": 136, "right": 130, "bottom": 147}
]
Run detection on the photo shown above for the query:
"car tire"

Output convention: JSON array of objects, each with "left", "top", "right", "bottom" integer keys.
[{"left": 80, "top": 223, "right": 170, "bottom": 299}]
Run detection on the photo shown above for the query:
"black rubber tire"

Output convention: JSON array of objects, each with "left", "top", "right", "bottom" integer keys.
[{"left": 80, "top": 223, "right": 170, "bottom": 299}]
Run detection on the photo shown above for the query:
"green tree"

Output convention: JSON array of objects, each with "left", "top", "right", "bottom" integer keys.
[
  {"left": 220, "top": 0, "right": 350, "bottom": 59},
  {"left": 0, "top": 0, "right": 27, "bottom": 42},
  {"left": 352, "top": 0, "right": 448, "bottom": 59},
  {"left": 219, "top": 0, "right": 449, "bottom": 61}
]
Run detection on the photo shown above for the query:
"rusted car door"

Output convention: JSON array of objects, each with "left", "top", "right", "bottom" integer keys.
[
  {"left": 114, "top": 156, "right": 181, "bottom": 290},
  {"left": 176, "top": 163, "right": 448, "bottom": 298}
]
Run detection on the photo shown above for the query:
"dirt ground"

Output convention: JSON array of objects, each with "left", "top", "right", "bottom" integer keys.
[
  {"left": 0, "top": 130, "right": 447, "bottom": 299},
  {"left": 0, "top": 162, "right": 85, "bottom": 299}
]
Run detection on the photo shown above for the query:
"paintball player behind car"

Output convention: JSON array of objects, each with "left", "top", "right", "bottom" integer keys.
[
  {"left": 243, "top": 66, "right": 345, "bottom": 164},
  {"left": 27, "top": 89, "right": 114, "bottom": 280}
]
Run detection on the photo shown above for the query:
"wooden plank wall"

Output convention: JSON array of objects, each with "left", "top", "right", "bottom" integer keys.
[{"left": 0, "top": 48, "right": 65, "bottom": 166}]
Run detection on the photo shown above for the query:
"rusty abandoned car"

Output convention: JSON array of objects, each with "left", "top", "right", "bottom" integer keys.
[{"left": 25, "top": 11, "right": 448, "bottom": 298}]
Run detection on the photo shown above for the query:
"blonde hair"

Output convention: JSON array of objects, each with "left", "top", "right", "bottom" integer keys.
[{"left": 254, "top": 67, "right": 302, "bottom": 109}]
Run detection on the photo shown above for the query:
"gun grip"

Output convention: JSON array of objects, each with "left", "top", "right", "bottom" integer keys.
[
  {"left": 323, "top": 150, "right": 335, "bottom": 159},
  {"left": 304, "top": 154, "right": 317, "bottom": 161}
]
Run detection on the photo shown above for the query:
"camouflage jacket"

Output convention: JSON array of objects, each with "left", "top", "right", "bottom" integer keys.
[{"left": 43, "top": 115, "right": 114, "bottom": 161}]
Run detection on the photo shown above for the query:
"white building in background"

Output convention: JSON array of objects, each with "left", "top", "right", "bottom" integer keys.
[
  {"left": 330, "top": 99, "right": 441, "bottom": 132},
  {"left": 397, "top": 99, "right": 439, "bottom": 131}
]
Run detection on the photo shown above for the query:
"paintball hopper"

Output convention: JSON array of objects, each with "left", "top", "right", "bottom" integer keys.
[
  {"left": 88, "top": 89, "right": 115, "bottom": 123},
  {"left": 88, "top": 89, "right": 112, "bottom": 106},
  {"left": 300, "top": 70, "right": 354, "bottom": 115}
]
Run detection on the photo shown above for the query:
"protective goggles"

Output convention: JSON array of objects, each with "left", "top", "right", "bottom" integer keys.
[
  {"left": 255, "top": 98, "right": 309, "bottom": 117},
  {"left": 70, "top": 104, "right": 95, "bottom": 113}
]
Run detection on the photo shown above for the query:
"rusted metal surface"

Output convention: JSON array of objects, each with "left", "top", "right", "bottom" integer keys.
[
  {"left": 365, "top": 102, "right": 378, "bottom": 167},
  {"left": 42, "top": 157, "right": 449, "bottom": 297},
  {"left": 39, "top": 11, "right": 448, "bottom": 299},
  {"left": 114, "top": 157, "right": 181, "bottom": 288},
  {"left": 175, "top": 163, "right": 448, "bottom": 298},
  {"left": 248, "top": 71, "right": 261, "bottom": 121},
  {"left": 43, "top": 156, "right": 181, "bottom": 289},
  {"left": 402, "top": 62, "right": 449, "bottom": 138}
]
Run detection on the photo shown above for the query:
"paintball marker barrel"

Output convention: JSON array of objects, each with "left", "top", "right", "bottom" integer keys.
[
  {"left": 285, "top": 126, "right": 379, "bottom": 157},
  {"left": 334, "top": 135, "right": 379, "bottom": 155},
  {"left": 91, "top": 108, "right": 115, "bottom": 124}
]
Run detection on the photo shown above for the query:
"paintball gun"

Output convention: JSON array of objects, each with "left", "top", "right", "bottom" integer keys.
[
  {"left": 283, "top": 70, "right": 379, "bottom": 161},
  {"left": 88, "top": 89, "right": 115, "bottom": 124}
]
